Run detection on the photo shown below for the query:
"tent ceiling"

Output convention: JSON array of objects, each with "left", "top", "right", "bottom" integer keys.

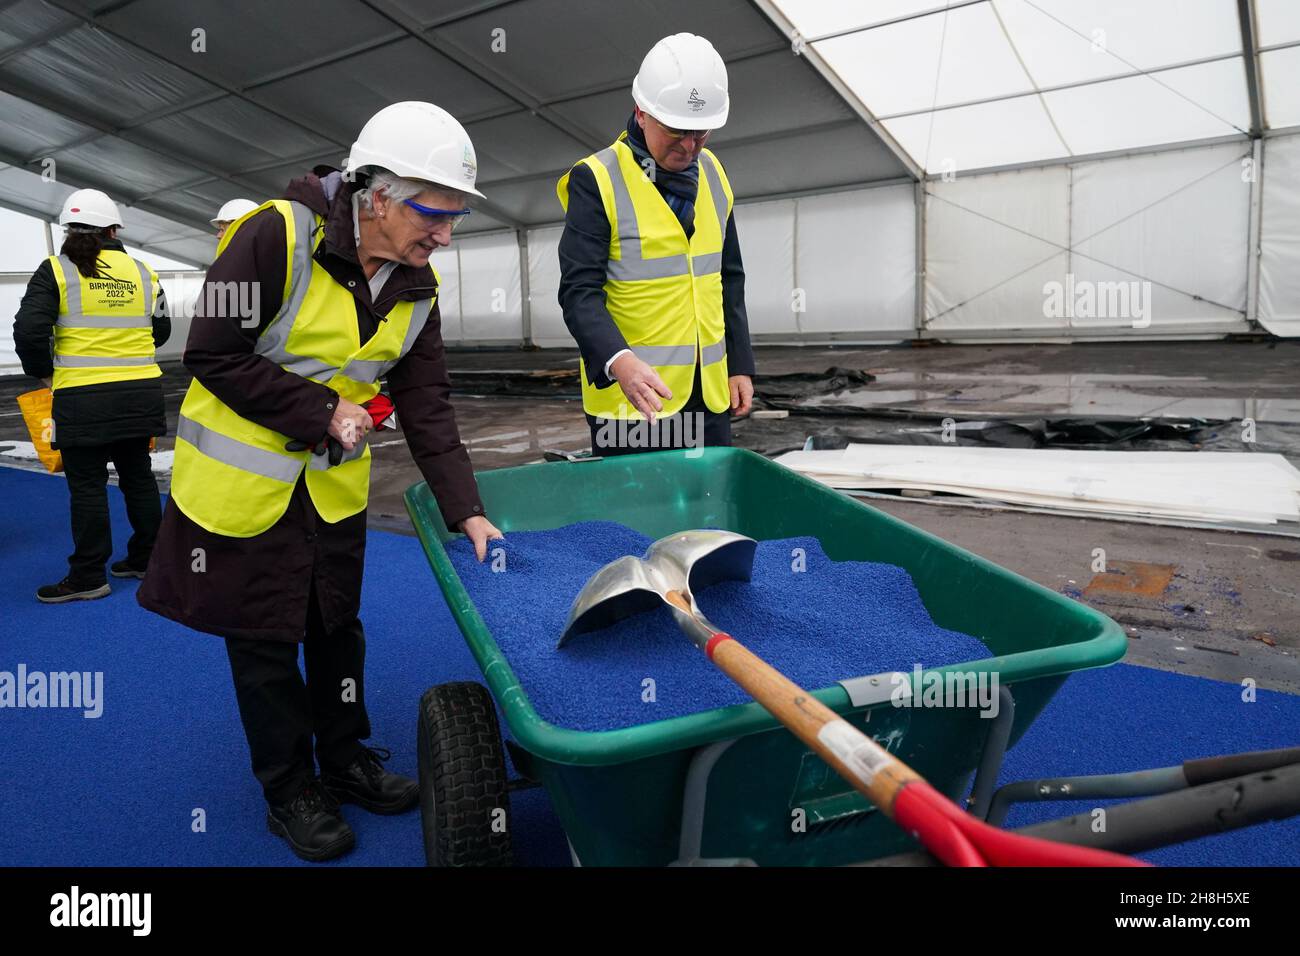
[
  {"left": 0, "top": 0, "right": 913, "bottom": 264},
  {"left": 771, "top": 0, "right": 1300, "bottom": 174}
]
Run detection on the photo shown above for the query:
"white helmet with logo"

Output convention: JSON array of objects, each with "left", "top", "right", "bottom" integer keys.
[
  {"left": 344, "top": 101, "right": 485, "bottom": 198},
  {"left": 632, "top": 33, "right": 730, "bottom": 130},
  {"left": 58, "top": 188, "right": 122, "bottom": 228},
  {"left": 210, "top": 198, "right": 260, "bottom": 226}
]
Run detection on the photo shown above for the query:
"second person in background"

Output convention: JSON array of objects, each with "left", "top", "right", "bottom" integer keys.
[{"left": 557, "top": 33, "right": 755, "bottom": 456}]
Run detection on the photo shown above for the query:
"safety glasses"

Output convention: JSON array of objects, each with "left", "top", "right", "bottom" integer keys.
[
  {"left": 647, "top": 113, "right": 711, "bottom": 144},
  {"left": 402, "top": 198, "right": 472, "bottom": 231}
]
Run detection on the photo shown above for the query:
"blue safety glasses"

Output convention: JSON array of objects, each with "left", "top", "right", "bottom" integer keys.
[{"left": 402, "top": 198, "right": 472, "bottom": 231}]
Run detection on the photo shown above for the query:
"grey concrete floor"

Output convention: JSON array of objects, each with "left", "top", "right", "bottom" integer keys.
[{"left": 3, "top": 341, "right": 1298, "bottom": 693}]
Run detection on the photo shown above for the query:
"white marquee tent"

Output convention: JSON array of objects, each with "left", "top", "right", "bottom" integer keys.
[{"left": 2, "top": 0, "right": 1298, "bottom": 372}]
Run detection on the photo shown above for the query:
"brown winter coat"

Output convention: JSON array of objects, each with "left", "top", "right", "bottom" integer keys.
[{"left": 137, "top": 167, "right": 485, "bottom": 642}]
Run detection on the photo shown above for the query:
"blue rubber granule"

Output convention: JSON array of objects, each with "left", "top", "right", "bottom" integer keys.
[{"left": 446, "top": 521, "right": 991, "bottom": 732}]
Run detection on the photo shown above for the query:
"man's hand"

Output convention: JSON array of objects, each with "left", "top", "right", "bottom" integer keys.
[
  {"left": 328, "top": 398, "right": 371, "bottom": 450},
  {"left": 729, "top": 375, "right": 754, "bottom": 416},
  {"left": 459, "top": 514, "right": 504, "bottom": 562},
  {"left": 610, "top": 352, "right": 672, "bottom": 422}
]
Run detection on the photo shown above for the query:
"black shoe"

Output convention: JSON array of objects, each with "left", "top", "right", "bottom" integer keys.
[
  {"left": 322, "top": 747, "right": 419, "bottom": 815},
  {"left": 36, "top": 577, "right": 110, "bottom": 604},
  {"left": 266, "top": 779, "right": 355, "bottom": 862},
  {"left": 110, "top": 560, "right": 148, "bottom": 579}
]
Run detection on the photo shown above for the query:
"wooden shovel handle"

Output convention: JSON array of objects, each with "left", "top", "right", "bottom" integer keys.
[{"left": 663, "top": 589, "right": 921, "bottom": 816}]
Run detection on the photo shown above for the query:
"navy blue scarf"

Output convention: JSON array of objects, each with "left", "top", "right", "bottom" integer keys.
[{"left": 625, "top": 112, "right": 699, "bottom": 237}]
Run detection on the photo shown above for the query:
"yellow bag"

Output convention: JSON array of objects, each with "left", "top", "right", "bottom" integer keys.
[{"left": 17, "top": 388, "right": 62, "bottom": 474}]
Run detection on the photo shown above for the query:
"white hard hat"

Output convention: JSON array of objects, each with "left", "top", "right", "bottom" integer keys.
[
  {"left": 210, "top": 198, "right": 260, "bottom": 226},
  {"left": 344, "top": 101, "right": 485, "bottom": 199},
  {"left": 58, "top": 188, "right": 122, "bottom": 228},
  {"left": 632, "top": 33, "right": 730, "bottom": 131}
]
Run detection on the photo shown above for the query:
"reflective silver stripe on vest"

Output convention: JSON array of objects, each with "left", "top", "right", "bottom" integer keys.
[
  {"left": 52, "top": 354, "right": 155, "bottom": 368},
  {"left": 136, "top": 258, "right": 155, "bottom": 320},
  {"left": 254, "top": 202, "right": 319, "bottom": 366},
  {"left": 596, "top": 147, "right": 640, "bottom": 259},
  {"left": 633, "top": 344, "right": 697, "bottom": 366},
  {"left": 283, "top": 357, "right": 339, "bottom": 381},
  {"left": 176, "top": 414, "right": 303, "bottom": 483},
  {"left": 57, "top": 313, "right": 151, "bottom": 328},
  {"left": 56, "top": 256, "right": 153, "bottom": 327},
  {"left": 699, "top": 152, "right": 730, "bottom": 240},
  {"left": 701, "top": 338, "right": 727, "bottom": 366},
  {"left": 607, "top": 254, "right": 690, "bottom": 281},
  {"left": 59, "top": 256, "right": 82, "bottom": 317},
  {"left": 692, "top": 252, "right": 723, "bottom": 276}
]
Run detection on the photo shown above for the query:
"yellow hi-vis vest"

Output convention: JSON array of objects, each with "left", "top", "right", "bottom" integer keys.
[
  {"left": 49, "top": 250, "right": 162, "bottom": 390},
  {"left": 557, "top": 132, "right": 733, "bottom": 419},
  {"left": 170, "top": 199, "right": 434, "bottom": 538}
]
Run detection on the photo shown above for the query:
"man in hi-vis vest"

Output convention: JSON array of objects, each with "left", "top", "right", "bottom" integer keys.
[
  {"left": 558, "top": 33, "right": 756, "bottom": 455},
  {"left": 138, "top": 102, "right": 502, "bottom": 862},
  {"left": 12, "top": 189, "right": 171, "bottom": 603}
]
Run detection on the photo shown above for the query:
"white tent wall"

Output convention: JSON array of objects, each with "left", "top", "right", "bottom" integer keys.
[
  {"left": 791, "top": 185, "right": 915, "bottom": 341},
  {"left": 1258, "top": 131, "right": 1300, "bottom": 337},
  {"left": 525, "top": 225, "right": 567, "bottom": 348},
  {"left": 431, "top": 231, "right": 522, "bottom": 346},
  {"left": 924, "top": 140, "right": 1255, "bottom": 339}
]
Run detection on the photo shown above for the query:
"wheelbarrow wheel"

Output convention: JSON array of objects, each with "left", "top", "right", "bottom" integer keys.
[{"left": 416, "top": 681, "right": 513, "bottom": 867}]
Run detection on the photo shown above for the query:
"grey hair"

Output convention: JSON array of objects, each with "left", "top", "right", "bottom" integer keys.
[{"left": 355, "top": 169, "right": 466, "bottom": 210}]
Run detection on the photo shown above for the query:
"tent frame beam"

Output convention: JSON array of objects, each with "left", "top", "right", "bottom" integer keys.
[
  {"left": 748, "top": 0, "right": 923, "bottom": 181},
  {"left": 1237, "top": 0, "right": 1265, "bottom": 138}
]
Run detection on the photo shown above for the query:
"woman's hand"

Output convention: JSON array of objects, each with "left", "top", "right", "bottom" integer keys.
[
  {"left": 459, "top": 514, "right": 504, "bottom": 562},
  {"left": 328, "top": 398, "right": 371, "bottom": 450}
]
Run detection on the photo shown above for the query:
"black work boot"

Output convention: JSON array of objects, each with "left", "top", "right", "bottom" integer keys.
[
  {"left": 266, "top": 779, "right": 355, "bottom": 862},
  {"left": 36, "top": 576, "right": 110, "bottom": 604},
  {"left": 110, "top": 559, "right": 148, "bottom": 579},
  {"left": 321, "top": 747, "right": 419, "bottom": 815}
]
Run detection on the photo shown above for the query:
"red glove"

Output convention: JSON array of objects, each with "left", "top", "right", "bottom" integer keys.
[{"left": 363, "top": 394, "right": 396, "bottom": 430}]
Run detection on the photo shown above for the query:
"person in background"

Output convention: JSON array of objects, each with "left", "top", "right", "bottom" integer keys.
[
  {"left": 210, "top": 198, "right": 260, "bottom": 241},
  {"left": 557, "top": 32, "right": 755, "bottom": 455},
  {"left": 137, "top": 101, "right": 502, "bottom": 862},
  {"left": 11, "top": 188, "right": 171, "bottom": 602}
]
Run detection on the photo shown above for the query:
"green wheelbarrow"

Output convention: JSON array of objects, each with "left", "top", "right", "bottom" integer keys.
[{"left": 404, "top": 447, "right": 1127, "bottom": 866}]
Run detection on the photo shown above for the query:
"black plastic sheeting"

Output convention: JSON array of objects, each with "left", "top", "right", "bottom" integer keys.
[{"left": 448, "top": 365, "right": 876, "bottom": 401}]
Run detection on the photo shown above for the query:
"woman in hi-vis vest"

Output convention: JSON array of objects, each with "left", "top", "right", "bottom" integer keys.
[
  {"left": 137, "top": 102, "right": 503, "bottom": 863},
  {"left": 11, "top": 189, "right": 171, "bottom": 603}
]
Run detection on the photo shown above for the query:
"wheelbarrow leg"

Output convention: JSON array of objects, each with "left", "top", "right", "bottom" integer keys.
[{"left": 967, "top": 685, "right": 1016, "bottom": 820}]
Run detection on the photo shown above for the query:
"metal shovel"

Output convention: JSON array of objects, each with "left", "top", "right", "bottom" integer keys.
[{"left": 558, "top": 529, "right": 1142, "bottom": 867}]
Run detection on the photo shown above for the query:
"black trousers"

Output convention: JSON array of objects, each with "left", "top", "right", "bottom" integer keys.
[
  {"left": 59, "top": 437, "right": 161, "bottom": 586},
  {"left": 587, "top": 363, "right": 732, "bottom": 456},
  {"left": 224, "top": 584, "right": 371, "bottom": 805}
]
